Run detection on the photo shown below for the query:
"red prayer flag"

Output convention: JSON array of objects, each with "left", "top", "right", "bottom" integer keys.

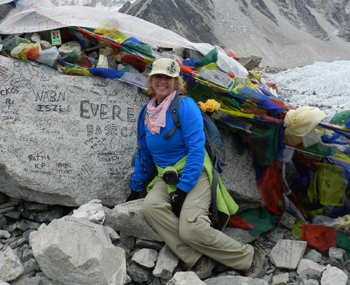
[
  {"left": 257, "top": 160, "right": 283, "bottom": 215},
  {"left": 227, "top": 214, "right": 254, "bottom": 230},
  {"left": 302, "top": 224, "right": 336, "bottom": 252}
]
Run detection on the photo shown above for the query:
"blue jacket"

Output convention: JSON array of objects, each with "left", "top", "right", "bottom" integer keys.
[{"left": 129, "top": 94, "right": 205, "bottom": 193}]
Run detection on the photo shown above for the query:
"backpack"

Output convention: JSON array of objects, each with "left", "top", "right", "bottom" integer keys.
[{"left": 141, "top": 95, "right": 226, "bottom": 229}]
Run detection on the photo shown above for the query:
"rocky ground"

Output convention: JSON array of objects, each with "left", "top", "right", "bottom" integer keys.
[{"left": 0, "top": 192, "right": 349, "bottom": 285}]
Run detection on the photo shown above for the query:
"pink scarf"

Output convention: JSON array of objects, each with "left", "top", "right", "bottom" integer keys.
[{"left": 147, "top": 91, "right": 176, "bottom": 134}]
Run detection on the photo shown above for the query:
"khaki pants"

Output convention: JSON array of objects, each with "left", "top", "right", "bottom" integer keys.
[{"left": 142, "top": 171, "right": 254, "bottom": 270}]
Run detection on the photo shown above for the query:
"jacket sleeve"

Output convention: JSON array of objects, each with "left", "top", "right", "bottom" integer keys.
[
  {"left": 129, "top": 105, "right": 154, "bottom": 192},
  {"left": 176, "top": 98, "right": 205, "bottom": 193}
]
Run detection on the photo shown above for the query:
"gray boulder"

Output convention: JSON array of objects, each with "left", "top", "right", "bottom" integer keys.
[
  {"left": 110, "top": 199, "right": 162, "bottom": 242},
  {"left": 321, "top": 266, "right": 347, "bottom": 285},
  {"left": 131, "top": 248, "right": 158, "bottom": 268},
  {"left": 153, "top": 245, "right": 180, "bottom": 280},
  {"left": 29, "top": 216, "right": 126, "bottom": 285},
  {"left": 220, "top": 131, "right": 262, "bottom": 204},
  {"left": 270, "top": 239, "right": 307, "bottom": 270},
  {"left": 0, "top": 246, "right": 24, "bottom": 282},
  {"left": 296, "top": 259, "right": 326, "bottom": 279},
  {"left": 205, "top": 276, "right": 269, "bottom": 284},
  {"left": 167, "top": 272, "right": 205, "bottom": 284},
  {"left": 0, "top": 55, "right": 148, "bottom": 207}
]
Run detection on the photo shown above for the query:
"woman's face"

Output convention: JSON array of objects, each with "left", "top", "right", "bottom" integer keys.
[{"left": 151, "top": 74, "right": 175, "bottom": 103}]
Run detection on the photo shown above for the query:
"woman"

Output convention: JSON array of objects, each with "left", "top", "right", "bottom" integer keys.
[{"left": 127, "top": 58, "right": 264, "bottom": 279}]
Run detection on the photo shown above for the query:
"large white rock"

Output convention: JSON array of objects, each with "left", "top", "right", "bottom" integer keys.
[
  {"left": 220, "top": 131, "right": 262, "bottom": 204},
  {"left": 272, "top": 273, "right": 288, "bottom": 285},
  {"left": 205, "top": 276, "right": 269, "bottom": 284},
  {"left": 29, "top": 216, "right": 126, "bottom": 285},
  {"left": 153, "top": 245, "right": 179, "bottom": 280},
  {"left": 270, "top": 239, "right": 307, "bottom": 270},
  {"left": 0, "top": 246, "right": 24, "bottom": 282},
  {"left": 0, "top": 56, "right": 148, "bottom": 207},
  {"left": 297, "top": 259, "right": 326, "bottom": 279},
  {"left": 167, "top": 271, "right": 205, "bottom": 285},
  {"left": 110, "top": 199, "right": 162, "bottom": 242},
  {"left": 131, "top": 248, "right": 158, "bottom": 268},
  {"left": 321, "top": 266, "right": 347, "bottom": 285}
]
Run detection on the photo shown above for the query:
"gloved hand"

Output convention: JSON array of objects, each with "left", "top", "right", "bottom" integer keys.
[
  {"left": 170, "top": 188, "right": 187, "bottom": 217},
  {"left": 126, "top": 191, "right": 140, "bottom": 202}
]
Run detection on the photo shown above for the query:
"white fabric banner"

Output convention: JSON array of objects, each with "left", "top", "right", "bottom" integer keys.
[{"left": 0, "top": 1, "right": 248, "bottom": 78}]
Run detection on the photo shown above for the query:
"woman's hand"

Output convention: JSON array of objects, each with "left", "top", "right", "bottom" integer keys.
[{"left": 170, "top": 188, "right": 187, "bottom": 217}]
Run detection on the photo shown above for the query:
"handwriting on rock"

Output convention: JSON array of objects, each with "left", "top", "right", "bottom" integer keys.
[
  {"left": 5, "top": 98, "right": 14, "bottom": 106},
  {"left": 35, "top": 90, "right": 66, "bottom": 102},
  {"left": 109, "top": 166, "right": 130, "bottom": 179},
  {"left": 84, "top": 136, "right": 107, "bottom": 150},
  {"left": 36, "top": 104, "right": 70, "bottom": 113},
  {"left": 56, "top": 162, "right": 73, "bottom": 175},
  {"left": 86, "top": 124, "right": 136, "bottom": 138},
  {"left": 1, "top": 86, "right": 19, "bottom": 111},
  {"left": 0, "top": 87, "right": 19, "bottom": 96},
  {"left": 97, "top": 152, "right": 119, "bottom": 162},
  {"left": 1, "top": 109, "right": 18, "bottom": 115},
  {"left": 7, "top": 76, "right": 31, "bottom": 88},
  {"left": 1, "top": 108, "right": 20, "bottom": 124},
  {"left": 28, "top": 153, "right": 51, "bottom": 169},
  {"left": 19, "top": 135, "right": 38, "bottom": 144},
  {"left": 79, "top": 163, "right": 94, "bottom": 177},
  {"left": 80, "top": 100, "right": 136, "bottom": 122},
  {"left": 0, "top": 65, "right": 9, "bottom": 76}
]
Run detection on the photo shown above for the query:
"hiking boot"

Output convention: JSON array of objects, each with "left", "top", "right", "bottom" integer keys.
[
  {"left": 194, "top": 255, "right": 217, "bottom": 280},
  {"left": 245, "top": 247, "right": 266, "bottom": 278}
]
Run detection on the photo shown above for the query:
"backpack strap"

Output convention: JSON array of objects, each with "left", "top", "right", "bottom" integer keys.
[
  {"left": 140, "top": 106, "right": 148, "bottom": 141},
  {"left": 163, "top": 95, "right": 186, "bottom": 140},
  {"left": 137, "top": 106, "right": 148, "bottom": 157},
  {"left": 211, "top": 160, "right": 220, "bottom": 229}
]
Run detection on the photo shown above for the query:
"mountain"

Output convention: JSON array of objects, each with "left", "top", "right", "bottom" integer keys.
[
  {"left": 120, "top": 0, "right": 350, "bottom": 68},
  {"left": 2, "top": 0, "right": 350, "bottom": 68},
  {"left": 0, "top": 2, "right": 15, "bottom": 22},
  {"left": 120, "top": 0, "right": 219, "bottom": 45}
]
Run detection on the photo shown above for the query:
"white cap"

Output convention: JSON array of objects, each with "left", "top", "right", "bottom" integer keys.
[{"left": 149, "top": 58, "right": 180, "bottom": 77}]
